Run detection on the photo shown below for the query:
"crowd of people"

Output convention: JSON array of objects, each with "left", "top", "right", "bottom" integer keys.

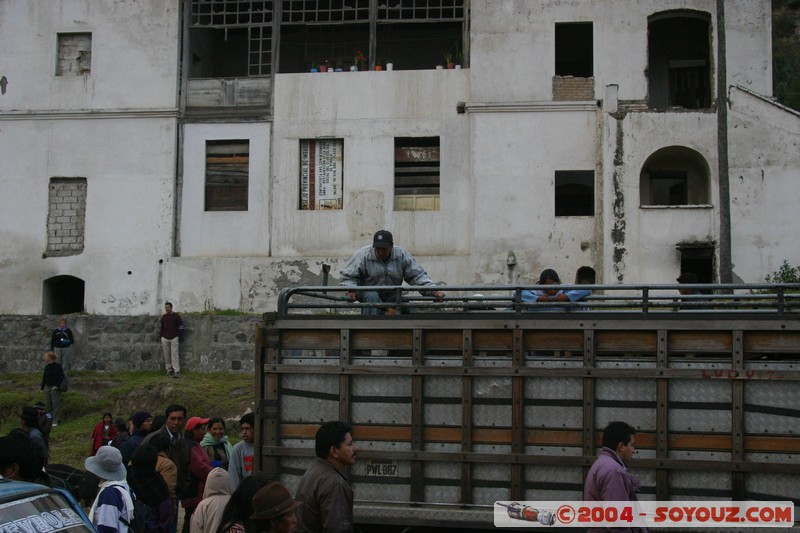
[
  {"left": 1, "top": 402, "right": 283, "bottom": 533},
  {"left": 1, "top": 406, "right": 360, "bottom": 533}
]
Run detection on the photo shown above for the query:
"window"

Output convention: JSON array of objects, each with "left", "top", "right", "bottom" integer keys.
[
  {"left": 678, "top": 245, "right": 715, "bottom": 285},
  {"left": 555, "top": 23, "right": 593, "bottom": 77},
  {"left": 56, "top": 33, "right": 92, "bottom": 76},
  {"left": 189, "top": 1, "right": 273, "bottom": 77},
  {"left": 555, "top": 170, "right": 594, "bottom": 216},
  {"left": 648, "top": 171, "right": 687, "bottom": 206},
  {"left": 640, "top": 146, "right": 710, "bottom": 206},
  {"left": 279, "top": 0, "right": 465, "bottom": 73},
  {"left": 205, "top": 140, "right": 250, "bottom": 211},
  {"left": 648, "top": 12, "right": 711, "bottom": 109},
  {"left": 394, "top": 137, "right": 440, "bottom": 211},
  {"left": 42, "top": 275, "right": 85, "bottom": 315},
  {"left": 46, "top": 178, "right": 87, "bottom": 256},
  {"left": 553, "top": 23, "right": 593, "bottom": 100},
  {"left": 299, "top": 139, "right": 344, "bottom": 210}
]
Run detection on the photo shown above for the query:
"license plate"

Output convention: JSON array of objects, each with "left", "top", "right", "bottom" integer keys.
[{"left": 365, "top": 459, "right": 399, "bottom": 477}]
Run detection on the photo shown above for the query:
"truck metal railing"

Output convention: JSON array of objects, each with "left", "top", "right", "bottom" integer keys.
[{"left": 276, "top": 283, "right": 800, "bottom": 316}]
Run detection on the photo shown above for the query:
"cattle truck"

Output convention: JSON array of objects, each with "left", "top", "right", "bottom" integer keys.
[{"left": 254, "top": 284, "right": 800, "bottom": 530}]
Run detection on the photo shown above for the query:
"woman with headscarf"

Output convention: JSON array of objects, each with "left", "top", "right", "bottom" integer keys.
[
  {"left": 190, "top": 467, "right": 232, "bottom": 533},
  {"left": 126, "top": 444, "right": 172, "bottom": 533},
  {"left": 200, "top": 417, "right": 234, "bottom": 469}
]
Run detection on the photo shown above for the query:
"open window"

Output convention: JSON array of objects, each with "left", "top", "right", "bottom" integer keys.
[
  {"left": 42, "top": 275, "right": 85, "bottom": 314},
  {"left": 640, "top": 147, "right": 710, "bottom": 207},
  {"left": 648, "top": 11, "right": 711, "bottom": 109},
  {"left": 553, "top": 22, "right": 594, "bottom": 101},
  {"left": 205, "top": 140, "right": 250, "bottom": 211},
  {"left": 678, "top": 245, "right": 715, "bottom": 284},
  {"left": 279, "top": 0, "right": 465, "bottom": 72},
  {"left": 189, "top": 0, "right": 273, "bottom": 77},
  {"left": 555, "top": 170, "right": 594, "bottom": 217},
  {"left": 394, "top": 137, "right": 440, "bottom": 211}
]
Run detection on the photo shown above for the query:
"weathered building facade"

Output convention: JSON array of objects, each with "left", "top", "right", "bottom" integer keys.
[{"left": 1, "top": 0, "right": 798, "bottom": 315}]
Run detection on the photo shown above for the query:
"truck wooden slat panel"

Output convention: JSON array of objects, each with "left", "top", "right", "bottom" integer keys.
[
  {"left": 280, "top": 329, "right": 340, "bottom": 349},
  {"left": 668, "top": 330, "right": 733, "bottom": 352},
  {"left": 256, "top": 306, "right": 800, "bottom": 529},
  {"left": 422, "top": 329, "right": 462, "bottom": 350},
  {"left": 595, "top": 330, "right": 658, "bottom": 352},
  {"left": 351, "top": 329, "right": 413, "bottom": 349},
  {"left": 744, "top": 330, "right": 800, "bottom": 352},
  {"left": 524, "top": 330, "right": 584, "bottom": 350}
]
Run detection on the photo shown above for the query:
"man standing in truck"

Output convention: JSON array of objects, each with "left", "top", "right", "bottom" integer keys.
[
  {"left": 583, "top": 421, "right": 647, "bottom": 532},
  {"left": 294, "top": 421, "right": 358, "bottom": 533},
  {"left": 340, "top": 230, "right": 444, "bottom": 315}
]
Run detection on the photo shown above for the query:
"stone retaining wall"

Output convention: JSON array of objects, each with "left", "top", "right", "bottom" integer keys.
[{"left": 0, "top": 314, "right": 261, "bottom": 373}]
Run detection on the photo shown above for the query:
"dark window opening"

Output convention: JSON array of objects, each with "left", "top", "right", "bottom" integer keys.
[
  {"left": 648, "top": 171, "right": 687, "bottom": 206},
  {"left": 395, "top": 137, "right": 440, "bottom": 211},
  {"left": 648, "top": 13, "right": 711, "bottom": 109},
  {"left": 205, "top": 140, "right": 250, "bottom": 211},
  {"left": 280, "top": 24, "right": 463, "bottom": 73},
  {"left": 555, "top": 23, "right": 593, "bottom": 77},
  {"left": 189, "top": 0, "right": 465, "bottom": 76},
  {"left": 189, "top": 1, "right": 273, "bottom": 77},
  {"left": 43, "top": 275, "right": 85, "bottom": 315},
  {"left": 679, "top": 246, "right": 715, "bottom": 285},
  {"left": 640, "top": 146, "right": 710, "bottom": 206},
  {"left": 555, "top": 170, "right": 594, "bottom": 216},
  {"left": 280, "top": 25, "right": 369, "bottom": 73},
  {"left": 376, "top": 22, "right": 463, "bottom": 71}
]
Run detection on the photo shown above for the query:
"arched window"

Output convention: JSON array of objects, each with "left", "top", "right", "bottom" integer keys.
[
  {"left": 42, "top": 275, "right": 85, "bottom": 314},
  {"left": 640, "top": 147, "right": 710, "bottom": 206},
  {"left": 648, "top": 11, "right": 712, "bottom": 110}
]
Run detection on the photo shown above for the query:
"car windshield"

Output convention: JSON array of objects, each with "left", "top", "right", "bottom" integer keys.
[{"left": 0, "top": 490, "right": 94, "bottom": 532}]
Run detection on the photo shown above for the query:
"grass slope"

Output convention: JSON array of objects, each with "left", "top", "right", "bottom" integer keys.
[{"left": 0, "top": 371, "right": 255, "bottom": 468}]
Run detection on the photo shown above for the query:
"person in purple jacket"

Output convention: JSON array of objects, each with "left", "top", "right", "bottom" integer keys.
[{"left": 583, "top": 421, "right": 646, "bottom": 532}]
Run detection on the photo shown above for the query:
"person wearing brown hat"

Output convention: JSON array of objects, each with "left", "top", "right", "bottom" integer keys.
[
  {"left": 340, "top": 230, "right": 445, "bottom": 315},
  {"left": 250, "top": 482, "right": 302, "bottom": 533}
]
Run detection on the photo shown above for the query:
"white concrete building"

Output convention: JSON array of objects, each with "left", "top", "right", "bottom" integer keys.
[{"left": 1, "top": 0, "right": 798, "bottom": 314}]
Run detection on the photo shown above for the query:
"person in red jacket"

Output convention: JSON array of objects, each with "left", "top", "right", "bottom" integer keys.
[
  {"left": 91, "top": 412, "right": 119, "bottom": 456},
  {"left": 181, "top": 416, "right": 213, "bottom": 533}
]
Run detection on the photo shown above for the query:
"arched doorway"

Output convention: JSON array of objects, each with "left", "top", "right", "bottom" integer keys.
[
  {"left": 42, "top": 275, "right": 85, "bottom": 314},
  {"left": 648, "top": 10, "right": 712, "bottom": 109}
]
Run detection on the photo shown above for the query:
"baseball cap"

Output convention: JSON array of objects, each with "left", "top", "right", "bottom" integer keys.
[
  {"left": 186, "top": 416, "right": 210, "bottom": 432},
  {"left": 373, "top": 230, "right": 393, "bottom": 249}
]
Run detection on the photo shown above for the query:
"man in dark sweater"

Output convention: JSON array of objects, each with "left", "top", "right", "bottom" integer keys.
[
  {"left": 160, "top": 302, "right": 185, "bottom": 377},
  {"left": 119, "top": 410, "right": 153, "bottom": 465},
  {"left": 39, "top": 351, "right": 66, "bottom": 426},
  {"left": 50, "top": 318, "right": 75, "bottom": 372}
]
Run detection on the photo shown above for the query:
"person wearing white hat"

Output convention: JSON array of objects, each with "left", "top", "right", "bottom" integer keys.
[{"left": 86, "top": 445, "right": 135, "bottom": 533}]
